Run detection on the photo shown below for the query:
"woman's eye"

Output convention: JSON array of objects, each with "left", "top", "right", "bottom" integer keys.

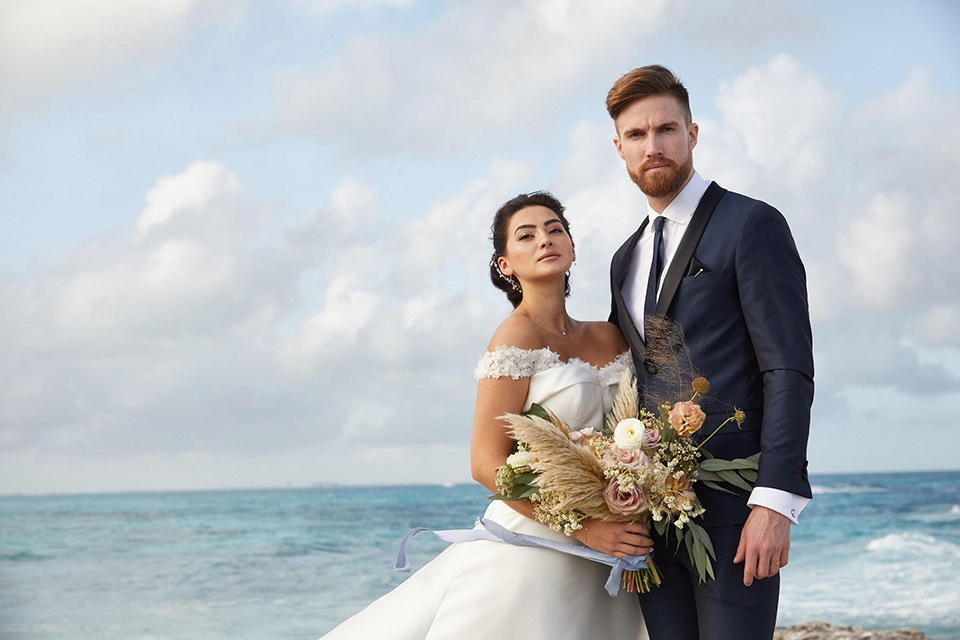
[
  {"left": 550, "top": 227, "right": 563, "bottom": 233},
  {"left": 518, "top": 233, "right": 533, "bottom": 240}
]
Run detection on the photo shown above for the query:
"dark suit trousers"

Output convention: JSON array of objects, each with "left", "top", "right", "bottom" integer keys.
[{"left": 638, "top": 524, "right": 779, "bottom": 640}]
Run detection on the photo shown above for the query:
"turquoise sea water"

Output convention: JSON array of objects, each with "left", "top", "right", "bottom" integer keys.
[{"left": 1, "top": 471, "right": 958, "bottom": 639}]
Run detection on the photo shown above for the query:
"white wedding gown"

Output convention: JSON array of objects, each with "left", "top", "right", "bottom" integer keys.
[{"left": 320, "top": 347, "right": 648, "bottom": 640}]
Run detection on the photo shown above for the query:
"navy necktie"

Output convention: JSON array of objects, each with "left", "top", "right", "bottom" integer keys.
[{"left": 644, "top": 215, "right": 666, "bottom": 320}]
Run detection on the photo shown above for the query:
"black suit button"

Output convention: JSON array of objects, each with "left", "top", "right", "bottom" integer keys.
[{"left": 644, "top": 359, "right": 658, "bottom": 375}]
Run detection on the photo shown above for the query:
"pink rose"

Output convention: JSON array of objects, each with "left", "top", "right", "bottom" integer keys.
[
  {"left": 569, "top": 427, "right": 597, "bottom": 444},
  {"left": 603, "top": 478, "right": 648, "bottom": 516},
  {"left": 668, "top": 401, "right": 706, "bottom": 436},
  {"left": 613, "top": 445, "right": 649, "bottom": 470},
  {"left": 644, "top": 428, "right": 661, "bottom": 448}
]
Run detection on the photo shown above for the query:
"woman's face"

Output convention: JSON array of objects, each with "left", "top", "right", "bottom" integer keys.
[{"left": 498, "top": 205, "right": 574, "bottom": 286}]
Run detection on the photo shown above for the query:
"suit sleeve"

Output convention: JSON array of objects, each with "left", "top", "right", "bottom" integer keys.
[{"left": 735, "top": 203, "right": 814, "bottom": 499}]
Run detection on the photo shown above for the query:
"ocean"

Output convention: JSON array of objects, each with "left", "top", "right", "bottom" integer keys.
[{"left": 1, "top": 471, "right": 958, "bottom": 640}]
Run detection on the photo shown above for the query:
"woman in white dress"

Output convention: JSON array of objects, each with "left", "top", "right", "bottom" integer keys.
[{"left": 321, "top": 192, "right": 650, "bottom": 639}]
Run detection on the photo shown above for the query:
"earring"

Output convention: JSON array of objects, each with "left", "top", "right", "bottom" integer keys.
[{"left": 491, "top": 256, "right": 522, "bottom": 293}]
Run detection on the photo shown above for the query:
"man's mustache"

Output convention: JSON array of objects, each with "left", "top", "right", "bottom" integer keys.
[{"left": 640, "top": 158, "right": 678, "bottom": 172}]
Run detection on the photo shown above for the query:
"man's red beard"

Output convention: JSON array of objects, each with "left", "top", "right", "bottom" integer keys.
[{"left": 629, "top": 154, "right": 694, "bottom": 199}]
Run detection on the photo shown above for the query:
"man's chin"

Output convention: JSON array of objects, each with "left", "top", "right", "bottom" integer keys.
[
  {"left": 634, "top": 171, "right": 681, "bottom": 199},
  {"left": 631, "top": 163, "right": 693, "bottom": 200}
]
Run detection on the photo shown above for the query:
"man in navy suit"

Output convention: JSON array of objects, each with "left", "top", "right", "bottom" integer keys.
[{"left": 607, "top": 65, "right": 814, "bottom": 639}]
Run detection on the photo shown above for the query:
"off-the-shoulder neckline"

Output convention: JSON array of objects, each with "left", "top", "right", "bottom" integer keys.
[{"left": 484, "top": 345, "right": 631, "bottom": 373}]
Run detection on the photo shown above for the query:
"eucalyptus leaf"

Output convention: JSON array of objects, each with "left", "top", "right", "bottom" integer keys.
[
  {"left": 700, "top": 458, "right": 755, "bottom": 471},
  {"left": 716, "top": 469, "right": 753, "bottom": 492},
  {"left": 701, "top": 480, "right": 737, "bottom": 495},
  {"left": 513, "top": 472, "right": 540, "bottom": 485},
  {"left": 690, "top": 522, "right": 716, "bottom": 559},
  {"left": 517, "top": 486, "right": 540, "bottom": 500},
  {"left": 653, "top": 518, "right": 668, "bottom": 536},
  {"left": 740, "top": 469, "right": 758, "bottom": 483}
]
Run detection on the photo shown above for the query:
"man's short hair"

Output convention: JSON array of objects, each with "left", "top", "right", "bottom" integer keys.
[{"left": 606, "top": 65, "right": 692, "bottom": 124}]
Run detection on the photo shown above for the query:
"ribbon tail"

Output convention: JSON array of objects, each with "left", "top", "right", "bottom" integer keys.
[
  {"left": 394, "top": 527, "right": 431, "bottom": 572},
  {"left": 605, "top": 557, "right": 628, "bottom": 597}
]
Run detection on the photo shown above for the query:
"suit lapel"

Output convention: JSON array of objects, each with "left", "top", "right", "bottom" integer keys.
[
  {"left": 654, "top": 181, "right": 727, "bottom": 315},
  {"left": 612, "top": 219, "right": 648, "bottom": 352}
]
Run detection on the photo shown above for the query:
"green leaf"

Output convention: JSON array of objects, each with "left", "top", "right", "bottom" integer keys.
[
  {"left": 525, "top": 403, "right": 554, "bottom": 423},
  {"left": 520, "top": 485, "right": 541, "bottom": 499},
  {"left": 512, "top": 472, "right": 540, "bottom": 485},
  {"left": 701, "top": 480, "right": 737, "bottom": 495},
  {"left": 683, "top": 530, "right": 697, "bottom": 567},
  {"left": 659, "top": 405, "right": 671, "bottom": 424},
  {"left": 689, "top": 522, "right": 716, "bottom": 560},
  {"left": 739, "top": 469, "right": 758, "bottom": 483},
  {"left": 700, "top": 458, "right": 755, "bottom": 471},
  {"left": 696, "top": 469, "right": 721, "bottom": 482},
  {"left": 716, "top": 469, "right": 754, "bottom": 492},
  {"left": 653, "top": 518, "right": 668, "bottom": 537}
]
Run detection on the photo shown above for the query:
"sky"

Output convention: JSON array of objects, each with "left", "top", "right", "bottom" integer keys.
[{"left": 1, "top": 0, "right": 959, "bottom": 495}]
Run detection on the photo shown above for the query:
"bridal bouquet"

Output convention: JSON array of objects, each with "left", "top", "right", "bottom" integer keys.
[{"left": 492, "top": 370, "right": 758, "bottom": 590}]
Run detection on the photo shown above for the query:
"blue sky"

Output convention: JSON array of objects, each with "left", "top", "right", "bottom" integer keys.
[{"left": 1, "top": 0, "right": 959, "bottom": 494}]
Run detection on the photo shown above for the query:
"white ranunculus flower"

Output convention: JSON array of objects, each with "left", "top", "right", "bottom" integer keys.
[
  {"left": 613, "top": 418, "right": 646, "bottom": 451},
  {"left": 506, "top": 451, "right": 534, "bottom": 471}
]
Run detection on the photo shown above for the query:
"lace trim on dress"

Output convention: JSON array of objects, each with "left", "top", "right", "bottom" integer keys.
[
  {"left": 474, "top": 346, "right": 633, "bottom": 381},
  {"left": 473, "top": 346, "right": 562, "bottom": 380}
]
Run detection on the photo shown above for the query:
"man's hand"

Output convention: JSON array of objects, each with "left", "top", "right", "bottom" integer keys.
[{"left": 733, "top": 505, "right": 790, "bottom": 586}]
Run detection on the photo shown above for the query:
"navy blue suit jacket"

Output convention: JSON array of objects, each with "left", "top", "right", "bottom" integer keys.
[{"left": 610, "top": 183, "right": 814, "bottom": 527}]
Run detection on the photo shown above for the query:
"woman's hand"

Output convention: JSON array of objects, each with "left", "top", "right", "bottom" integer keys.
[{"left": 572, "top": 518, "right": 653, "bottom": 559}]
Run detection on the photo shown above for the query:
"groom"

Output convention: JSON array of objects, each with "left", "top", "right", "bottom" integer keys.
[{"left": 607, "top": 65, "right": 814, "bottom": 639}]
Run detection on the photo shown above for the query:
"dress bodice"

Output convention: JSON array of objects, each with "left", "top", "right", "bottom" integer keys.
[{"left": 474, "top": 347, "right": 632, "bottom": 431}]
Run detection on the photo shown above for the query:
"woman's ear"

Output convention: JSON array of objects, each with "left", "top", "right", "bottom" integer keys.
[{"left": 497, "top": 255, "right": 513, "bottom": 276}]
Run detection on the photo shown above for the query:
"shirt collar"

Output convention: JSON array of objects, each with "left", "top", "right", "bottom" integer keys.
[{"left": 646, "top": 171, "right": 709, "bottom": 226}]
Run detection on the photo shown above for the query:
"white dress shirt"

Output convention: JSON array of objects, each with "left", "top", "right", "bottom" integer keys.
[{"left": 621, "top": 171, "right": 809, "bottom": 524}]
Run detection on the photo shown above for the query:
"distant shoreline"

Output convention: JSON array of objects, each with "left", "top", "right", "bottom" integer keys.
[{"left": 3, "top": 468, "right": 960, "bottom": 498}]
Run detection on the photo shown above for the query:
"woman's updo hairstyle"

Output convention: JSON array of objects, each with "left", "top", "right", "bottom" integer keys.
[{"left": 489, "top": 191, "right": 572, "bottom": 308}]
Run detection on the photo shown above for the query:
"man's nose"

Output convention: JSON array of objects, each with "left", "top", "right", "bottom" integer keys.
[{"left": 645, "top": 133, "right": 663, "bottom": 156}]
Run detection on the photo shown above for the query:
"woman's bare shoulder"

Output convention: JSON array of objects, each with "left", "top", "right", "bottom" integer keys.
[
  {"left": 583, "top": 321, "right": 629, "bottom": 354},
  {"left": 486, "top": 313, "right": 546, "bottom": 352}
]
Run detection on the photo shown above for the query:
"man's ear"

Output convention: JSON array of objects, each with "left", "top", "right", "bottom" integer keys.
[
  {"left": 613, "top": 136, "right": 625, "bottom": 160},
  {"left": 688, "top": 122, "right": 699, "bottom": 151}
]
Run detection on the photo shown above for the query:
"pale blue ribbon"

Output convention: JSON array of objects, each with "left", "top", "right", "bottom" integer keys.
[{"left": 394, "top": 517, "right": 650, "bottom": 597}]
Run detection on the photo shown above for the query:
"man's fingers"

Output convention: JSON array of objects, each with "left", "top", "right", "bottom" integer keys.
[{"left": 733, "top": 536, "right": 745, "bottom": 564}]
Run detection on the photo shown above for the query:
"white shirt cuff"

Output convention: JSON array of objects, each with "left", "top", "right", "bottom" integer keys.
[{"left": 747, "top": 487, "right": 810, "bottom": 525}]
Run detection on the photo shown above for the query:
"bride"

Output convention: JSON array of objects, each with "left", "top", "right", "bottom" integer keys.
[{"left": 321, "top": 192, "right": 650, "bottom": 639}]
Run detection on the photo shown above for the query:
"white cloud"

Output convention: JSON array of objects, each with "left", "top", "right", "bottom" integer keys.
[
  {"left": 278, "top": 274, "right": 379, "bottom": 373},
  {"left": 138, "top": 161, "right": 242, "bottom": 234},
  {"left": 916, "top": 306, "right": 960, "bottom": 348},
  {"left": 0, "top": 0, "right": 230, "bottom": 114},
  {"left": 837, "top": 193, "right": 915, "bottom": 308},
  {"left": 291, "top": 0, "right": 415, "bottom": 16},
  {"left": 271, "top": 0, "right": 675, "bottom": 154},
  {"left": 713, "top": 54, "right": 834, "bottom": 190}
]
